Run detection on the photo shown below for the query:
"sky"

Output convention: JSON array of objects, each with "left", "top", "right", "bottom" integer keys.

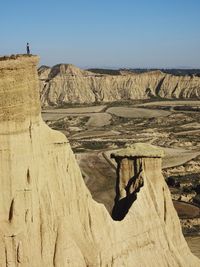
[{"left": 1, "top": 0, "right": 200, "bottom": 68}]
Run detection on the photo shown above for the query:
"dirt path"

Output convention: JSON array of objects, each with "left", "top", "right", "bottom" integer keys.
[
  {"left": 72, "top": 130, "right": 120, "bottom": 139},
  {"left": 137, "top": 100, "right": 200, "bottom": 107},
  {"left": 107, "top": 107, "right": 171, "bottom": 118}
]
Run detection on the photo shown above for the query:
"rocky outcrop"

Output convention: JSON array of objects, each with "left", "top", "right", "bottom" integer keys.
[
  {"left": 111, "top": 144, "right": 165, "bottom": 221},
  {"left": 0, "top": 55, "right": 200, "bottom": 266},
  {"left": 39, "top": 64, "right": 200, "bottom": 106}
]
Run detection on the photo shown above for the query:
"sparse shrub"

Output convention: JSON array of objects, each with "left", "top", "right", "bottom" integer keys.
[
  {"left": 83, "top": 141, "right": 106, "bottom": 150},
  {"left": 166, "top": 177, "right": 176, "bottom": 187},
  {"left": 194, "top": 184, "right": 200, "bottom": 194},
  {"left": 182, "top": 186, "right": 193, "bottom": 193},
  {"left": 193, "top": 194, "right": 200, "bottom": 206}
]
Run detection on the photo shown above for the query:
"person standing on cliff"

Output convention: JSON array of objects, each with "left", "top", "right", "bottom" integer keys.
[{"left": 26, "top": 43, "right": 30, "bottom": 55}]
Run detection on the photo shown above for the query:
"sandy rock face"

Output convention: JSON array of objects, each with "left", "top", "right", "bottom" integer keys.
[
  {"left": 0, "top": 55, "right": 199, "bottom": 266},
  {"left": 39, "top": 64, "right": 200, "bottom": 106}
]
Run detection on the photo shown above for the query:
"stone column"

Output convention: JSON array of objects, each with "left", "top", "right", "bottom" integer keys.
[{"left": 111, "top": 143, "right": 164, "bottom": 220}]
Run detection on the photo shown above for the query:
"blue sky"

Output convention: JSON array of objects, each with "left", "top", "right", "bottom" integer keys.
[{"left": 1, "top": 0, "right": 200, "bottom": 68}]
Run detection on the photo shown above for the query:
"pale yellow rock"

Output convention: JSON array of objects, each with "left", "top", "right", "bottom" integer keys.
[
  {"left": 111, "top": 143, "right": 165, "bottom": 158},
  {"left": 39, "top": 64, "right": 200, "bottom": 106},
  {"left": 0, "top": 55, "right": 199, "bottom": 266}
]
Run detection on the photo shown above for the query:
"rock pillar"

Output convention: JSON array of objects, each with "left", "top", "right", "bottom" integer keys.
[{"left": 111, "top": 143, "right": 164, "bottom": 220}]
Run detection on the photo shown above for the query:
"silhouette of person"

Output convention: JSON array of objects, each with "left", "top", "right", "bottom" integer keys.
[{"left": 26, "top": 43, "right": 30, "bottom": 55}]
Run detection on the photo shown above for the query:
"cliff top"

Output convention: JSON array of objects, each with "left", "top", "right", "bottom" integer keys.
[
  {"left": 111, "top": 143, "right": 164, "bottom": 158},
  {"left": 0, "top": 54, "right": 37, "bottom": 61},
  {"left": 0, "top": 54, "right": 39, "bottom": 69}
]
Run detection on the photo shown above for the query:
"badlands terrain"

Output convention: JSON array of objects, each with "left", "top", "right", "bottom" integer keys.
[
  {"left": 42, "top": 99, "right": 200, "bottom": 258},
  {"left": 39, "top": 64, "right": 200, "bottom": 259},
  {"left": 39, "top": 64, "right": 200, "bottom": 230},
  {"left": 39, "top": 64, "right": 200, "bottom": 106},
  {"left": 0, "top": 55, "right": 200, "bottom": 266}
]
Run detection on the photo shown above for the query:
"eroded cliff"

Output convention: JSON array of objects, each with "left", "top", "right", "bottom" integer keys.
[
  {"left": 39, "top": 64, "right": 200, "bottom": 106},
  {"left": 0, "top": 55, "right": 199, "bottom": 266}
]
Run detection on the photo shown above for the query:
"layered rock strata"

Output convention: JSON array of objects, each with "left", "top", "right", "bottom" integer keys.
[
  {"left": 39, "top": 64, "right": 200, "bottom": 106},
  {"left": 0, "top": 55, "right": 199, "bottom": 266}
]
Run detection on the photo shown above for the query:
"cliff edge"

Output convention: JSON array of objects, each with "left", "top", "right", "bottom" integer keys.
[{"left": 0, "top": 55, "right": 199, "bottom": 266}]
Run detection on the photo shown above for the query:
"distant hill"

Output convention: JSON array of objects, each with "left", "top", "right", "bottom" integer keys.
[
  {"left": 126, "top": 68, "right": 200, "bottom": 77},
  {"left": 87, "top": 68, "right": 121, "bottom": 75},
  {"left": 39, "top": 63, "right": 200, "bottom": 106},
  {"left": 88, "top": 68, "right": 200, "bottom": 77}
]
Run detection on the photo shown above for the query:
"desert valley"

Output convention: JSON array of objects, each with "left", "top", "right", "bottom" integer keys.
[{"left": 39, "top": 63, "right": 200, "bottom": 258}]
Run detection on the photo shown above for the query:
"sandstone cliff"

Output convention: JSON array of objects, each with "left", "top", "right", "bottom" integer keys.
[
  {"left": 39, "top": 64, "right": 200, "bottom": 106},
  {"left": 0, "top": 55, "right": 199, "bottom": 266}
]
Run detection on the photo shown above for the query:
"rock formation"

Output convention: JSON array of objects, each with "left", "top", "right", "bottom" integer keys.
[
  {"left": 0, "top": 55, "right": 200, "bottom": 266},
  {"left": 39, "top": 64, "right": 200, "bottom": 106}
]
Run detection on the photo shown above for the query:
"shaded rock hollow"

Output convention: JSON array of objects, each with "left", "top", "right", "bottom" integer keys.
[
  {"left": 0, "top": 55, "right": 199, "bottom": 266},
  {"left": 39, "top": 64, "right": 200, "bottom": 106}
]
